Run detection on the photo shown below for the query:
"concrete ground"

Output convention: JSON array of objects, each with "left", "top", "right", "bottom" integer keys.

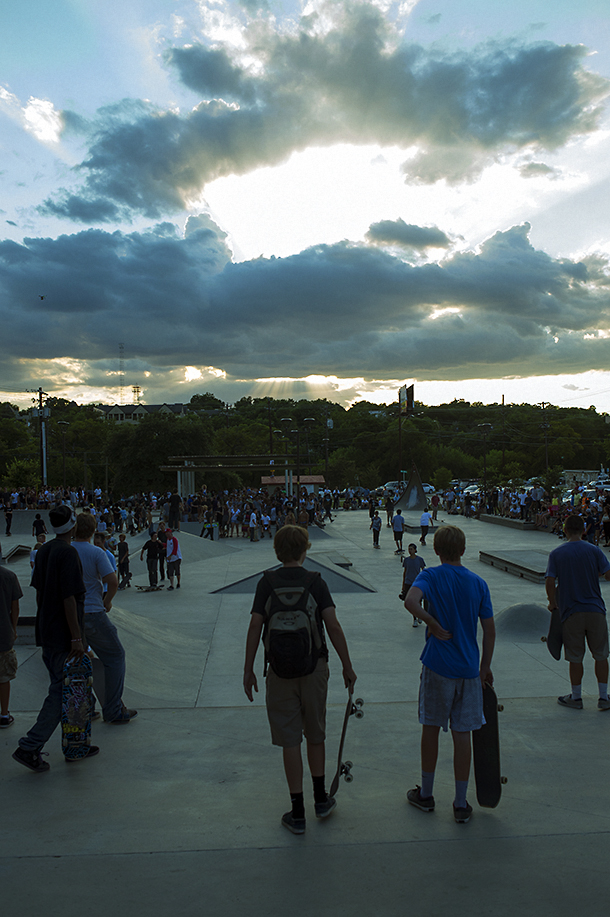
[{"left": 2, "top": 509, "right": 610, "bottom": 916}]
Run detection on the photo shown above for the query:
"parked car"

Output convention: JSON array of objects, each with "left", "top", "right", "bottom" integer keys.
[{"left": 421, "top": 482, "right": 435, "bottom": 494}]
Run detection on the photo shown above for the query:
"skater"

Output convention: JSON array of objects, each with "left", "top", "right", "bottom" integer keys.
[
  {"left": 404, "top": 525, "right": 495, "bottom": 824},
  {"left": 419, "top": 508, "right": 434, "bottom": 545},
  {"left": 392, "top": 509, "right": 405, "bottom": 554},
  {"left": 370, "top": 511, "right": 382, "bottom": 548},
  {"left": 243, "top": 525, "right": 356, "bottom": 835},
  {"left": 12, "top": 505, "right": 99, "bottom": 770},
  {"left": 545, "top": 514, "right": 610, "bottom": 710},
  {"left": 400, "top": 544, "right": 426, "bottom": 626}
]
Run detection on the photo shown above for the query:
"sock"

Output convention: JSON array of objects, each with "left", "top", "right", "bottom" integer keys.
[
  {"left": 290, "top": 792, "right": 305, "bottom": 820},
  {"left": 312, "top": 775, "right": 327, "bottom": 804},
  {"left": 454, "top": 780, "right": 469, "bottom": 809},
  {"left": 598, "top": 683, "right": 609, "bottom": 701},
  {"left": 421, "top": 771, "right": 435, "bottom": 798},
  {"left": 571, "top": 684, "right": 582, "bottom": 700}
]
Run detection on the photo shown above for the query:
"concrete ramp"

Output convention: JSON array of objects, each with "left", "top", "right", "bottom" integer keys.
[
  {"left": 2, "top": 543, "right": 31, "bottom": 563},
  {"left": 109, "top": 605, "right": 210, "bottom": 706},
  {"left": 494, "top": 603, "right": 552, "bottom": 644},
  {"left": 212, "top": 554, "right": 376, "bottom": 594}
]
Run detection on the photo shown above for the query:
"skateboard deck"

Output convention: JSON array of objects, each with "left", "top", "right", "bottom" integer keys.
[
  {"left": 472, "top": 685, "right": 506, "bottom": 808},
  {"left": 329, "top": 691, "right": 364, "bottom": 798},
  {"left": 542, "top": 608, "right": 563, "bottom": 660},
  {"left": 62, "top": 654, "right": 93, "bottom": 760},
  {"left": 135, "top": 584, "right": 164, "bottom": 592}
]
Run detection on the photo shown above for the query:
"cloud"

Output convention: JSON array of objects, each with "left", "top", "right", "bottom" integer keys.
[
  {"left": 519, "top": 160, "right": 558, "bottom": 178},
  {"left": 366, "top": 218, "right": 452, "bottom": 249},
  {"left": 39, "top": 2, "right": 609, "bottom": 221},
  {"left": 2, "top": 218, "right": 610, "bottom": 388}
]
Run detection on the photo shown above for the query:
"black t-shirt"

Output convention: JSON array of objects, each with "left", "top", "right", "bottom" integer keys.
[
  {"left": 169, "top": 494, "right": 181, "bottom": 512},
  {"left": 31, "top": 539, "right": 85, "bottom": 651},
  {"left": 0, "top": 567, "right": 23, "bottom": 652},
  {"left": 142, "top": 539, "right": 163, "bottom": 560},
  {"left": 251, "top": 566, "right": 335, "bottom": 661},
  {"left": 117, "top": 541, "right": 129, "bottom": 563}
]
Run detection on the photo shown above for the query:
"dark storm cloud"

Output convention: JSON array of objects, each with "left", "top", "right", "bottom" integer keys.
[
  {"left": 366, "top": 219, "right": 451, "bottom": 249},
  {"left": 41, "top": 2, "right": 609, "bottom": 221},
  {"left": 2, "top": 218, "right": 610, "bottom": 382}
]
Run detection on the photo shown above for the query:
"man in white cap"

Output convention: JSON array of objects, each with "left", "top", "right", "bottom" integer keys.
[{"left": 13, "top": 504, "right": 97, "bottom": 771}]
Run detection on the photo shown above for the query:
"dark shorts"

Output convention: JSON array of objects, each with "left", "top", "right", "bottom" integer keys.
[
  {"left": 563, "top": 612, "right": 609, "bottom": 663},
  {"left": 167, "top": 559, "right": 181, "bottom": 576}
]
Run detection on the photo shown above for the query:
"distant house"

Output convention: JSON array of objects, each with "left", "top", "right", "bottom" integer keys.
[{"left": 99, "top": 403, "right": 189, "bottom": 423}]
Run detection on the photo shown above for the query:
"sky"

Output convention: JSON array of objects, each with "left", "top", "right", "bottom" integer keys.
[{"left": 1, "top": 0, "right": 610, "bottom": 412}]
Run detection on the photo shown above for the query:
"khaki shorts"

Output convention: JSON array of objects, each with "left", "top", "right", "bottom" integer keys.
[
  {"left": 265, "top": 659, "right": 329, "bottom": 747},
  {"left": 0, "top": 648, "right": 18, "bottom": 683},
  {"left": 562, "top": 612, "right": 609, "bottom": 663}
]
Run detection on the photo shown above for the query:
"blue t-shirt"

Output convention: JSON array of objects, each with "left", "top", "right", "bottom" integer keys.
[
  {"left": 72, "top": 541, "right": 114, "bottom": 614},
  {"left": 413, "top": 564, "right": 493, "bottom": 679},
  {"left": 545, "top": 540, "right": 610, "bottom": 622}
]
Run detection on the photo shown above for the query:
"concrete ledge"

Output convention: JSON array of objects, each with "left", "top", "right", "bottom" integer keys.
[
  {"left": 480, "top": 514, "right": 535, "bottom": 530},
  {"left": 479, "top": 549, "right": 550, "bottom": 584}
]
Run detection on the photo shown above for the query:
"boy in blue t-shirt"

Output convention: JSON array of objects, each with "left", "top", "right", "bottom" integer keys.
[{"left": 404, "top": 525, "right": 495, "bottom": 823}]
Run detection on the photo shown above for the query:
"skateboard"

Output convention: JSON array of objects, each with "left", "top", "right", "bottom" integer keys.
[
  {"left": 541, "top": 608, "right": 563, "bottom": 660},
  {"left": 62, "top": 654, "right": 93, "bottom": 760},
  {"left": 329, "top": 691, "right": 364, "bottom": 797},
  {"left": 472, "top": 684, "right": 507, "bottom": 808},
  {"left": 135, "top": 584, "right": 164, "bottom": 592}
]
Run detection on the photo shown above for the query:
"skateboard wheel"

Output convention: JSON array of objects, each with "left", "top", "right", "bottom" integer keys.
[
  {"left": 355, "top": 710, "right": 364, "bottom": 719},
  {"left": 344, "top": 774, "right": 354, "bottom": 783},
  {"left": 541, "top": 636, "right": 547, "bottom": 643},
  {"left": 64, "top": 677, "right": 70, "bottom": 686},
  {"left": 87, "top": 677, "right": 94, "bottom": 686},
  {"left": 501, "top": 777, "right": 508, "bottom": 784},
  {"left": 355, "top": 698, "right": 364, "bottom": 706},
  {"left": 497, "top": 704, "right": 504, "bottom": 712}
]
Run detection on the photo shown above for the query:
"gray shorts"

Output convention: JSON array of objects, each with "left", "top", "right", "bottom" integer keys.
[
  {"left": 563, "top": 612, "right": 609, "bottom": 663},
  {"left": 418, "top": 665, "right": 484, "bottom": 733},
  {"left": 0, "top": 648, "right": 18, "bottom": 683},
  {"left": 265, "top": 659, "right": 329, "bottom": 747}
]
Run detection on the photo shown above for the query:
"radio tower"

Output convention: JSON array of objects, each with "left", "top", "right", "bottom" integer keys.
[
  {"left": 132, "top": 385, "right": 141, "bottom": 403},
  {"left": 119, "top": 342, "right": 125, "bottom": 405}
]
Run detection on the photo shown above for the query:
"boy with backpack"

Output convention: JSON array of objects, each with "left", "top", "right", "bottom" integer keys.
[
  {"left": 243, "top": 524, "right": 357, "bottom": 834},
  {"left": 404, "top": 525, "right": 495, "bottom": 824}
]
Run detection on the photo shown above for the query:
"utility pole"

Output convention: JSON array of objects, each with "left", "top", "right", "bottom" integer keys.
[{"left": 539, "top": 402, "right": 550, "bottom": 470}]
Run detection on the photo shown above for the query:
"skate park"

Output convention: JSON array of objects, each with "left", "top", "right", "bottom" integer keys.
[{"left": 1, "top": 506, "right": 609, "bottom": 917}]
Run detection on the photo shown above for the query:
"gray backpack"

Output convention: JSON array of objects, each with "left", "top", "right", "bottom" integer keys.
[{"left": 262, "top": 570, "right": 325, "bottom": 678}]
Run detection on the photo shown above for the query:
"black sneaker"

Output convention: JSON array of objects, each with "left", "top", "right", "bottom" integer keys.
[
  {"left": 407, "top": 786, "right": 435, "bottom": 812},
  {"left": 314, "top": 795, "right": 337, "bottom": 819},
  {"left": 65, "top": 745, "right": 100, "bottom": 762},
  {"left": 557, "top": 694, "right": 583, "bottom": 709},
  {"left": 453, "top": 802, "right": 473, "bottom": 824},
  {"left": 281, "top": 812, "right": 306, "bottom": 834},
  {"left": 12, "top": 747, "right": 50, "bottom": 773},
  {"left": 105, "top": 705, "right": 138, "bottom": 724}
]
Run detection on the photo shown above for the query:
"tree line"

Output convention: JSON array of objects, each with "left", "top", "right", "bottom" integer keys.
[{"left": 1, "top": 394, "right": 608, "bottom": 496}]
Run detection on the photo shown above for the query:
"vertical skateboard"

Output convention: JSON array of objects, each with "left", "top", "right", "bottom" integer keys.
[
  {"left": 472, "top": 684, "right": 507, "bottom": 808},
  {"left": 62, "top": 655, "right": 93, "bottom": 760},
  {"left": 329, "top": 691, "right": 364, "bottom": 797},
  {"left": 541, "top": 608, "right": 563, "bottom": 660}
]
